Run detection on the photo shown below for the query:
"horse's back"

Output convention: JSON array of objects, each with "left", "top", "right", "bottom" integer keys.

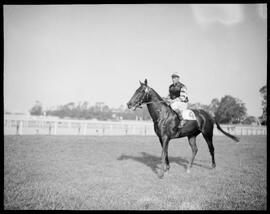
[
  {"left": 191, "top": 108, "right": 212, "bottom": 120},
  {"left": 191, "top": 109, "right": 214, "bottom": 130}
]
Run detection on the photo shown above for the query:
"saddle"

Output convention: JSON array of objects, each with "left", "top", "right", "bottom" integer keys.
[{"left": 177, "top": 109, "right": 197, "bottom": 121}]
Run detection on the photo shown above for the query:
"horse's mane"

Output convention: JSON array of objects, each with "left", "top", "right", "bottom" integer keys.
[
  {"left": 149, "top": 87, "right": 172, "bottom": 109},
  {"left": 149, "top": 87, "right": 163, "bottom": 100}
]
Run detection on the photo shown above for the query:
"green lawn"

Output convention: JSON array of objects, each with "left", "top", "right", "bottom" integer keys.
[{"left": 4, "top": 135, "right": 267, "bottom": 210}]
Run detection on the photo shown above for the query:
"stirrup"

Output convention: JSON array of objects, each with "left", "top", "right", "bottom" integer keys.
[{"left": 179, "top": 119, "right": 187, "bottom": 127}]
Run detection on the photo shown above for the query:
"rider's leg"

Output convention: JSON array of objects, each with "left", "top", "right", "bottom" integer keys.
[
  {"left": 173, "top": 109, "right": 187, "bottom": 128},
  {"left": 178, "top": 102, "right": 188, "bottom": 127},
  {"left": 171, "top": 103, "right": 186, "bottom": 128},
  {"left": 178, "top": 110, "right": 187, "bottom": 127},
  {"left": 174, "top": 109, "right": 183, "bottom": 120}
]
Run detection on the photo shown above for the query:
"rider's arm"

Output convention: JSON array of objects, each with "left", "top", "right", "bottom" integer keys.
[
  {"left": 165, "top": 88, "right": 172, "bottom": 103},
  {"left": 180, "top": 85, "right": 188, "bottom": 102},
  {"left": 166, "top": 86, "right": 171, "bottom": 99}
]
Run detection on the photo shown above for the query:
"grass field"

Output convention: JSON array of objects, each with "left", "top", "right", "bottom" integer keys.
[{"left": 4, "top": 135, "right": 266, "bottom": 210}]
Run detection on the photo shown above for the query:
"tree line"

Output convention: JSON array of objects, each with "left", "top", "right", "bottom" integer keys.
[{"left": 30, "top": 85, "right": 267, "bottom": 125}]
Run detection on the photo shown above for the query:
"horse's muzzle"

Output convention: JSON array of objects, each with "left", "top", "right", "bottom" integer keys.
[
  {"left": 127, "top": 102, "right": 140, "bottom": 111},
  {"left": 127, "top": 102, "right": 131, "bottom": 109}
]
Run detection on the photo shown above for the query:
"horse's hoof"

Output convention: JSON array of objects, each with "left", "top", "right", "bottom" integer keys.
[
  {"left": 212, "top": 163, "right": 216, "bottom": 168},
  {"left": 158, "top": 171, "right": 164, "bottom": 179},
  {"left": 159, "top": 174, "right": 164, "bottom": 179},
  {"left": 186, "top": 168, "right": 191, "bottom": 173}
]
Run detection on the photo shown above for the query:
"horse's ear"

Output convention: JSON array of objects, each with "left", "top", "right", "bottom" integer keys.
[
  {"left": 139, "top": 80, "right": 143, "bottom": 86},
  {"left": 144, "top": 79, "right": 148, "bottom": 86}
]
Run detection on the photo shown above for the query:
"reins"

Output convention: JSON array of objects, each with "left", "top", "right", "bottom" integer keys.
[
  {"left": 137, "top": 90, "right": 168, "bottom": 108},
  {"left": 143, "top": 100, "right": 167, "bottom": 105}
]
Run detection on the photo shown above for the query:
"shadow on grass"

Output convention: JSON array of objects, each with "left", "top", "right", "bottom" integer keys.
[{"left": 117, "top": 152, "right": 212, "bottom": 176}]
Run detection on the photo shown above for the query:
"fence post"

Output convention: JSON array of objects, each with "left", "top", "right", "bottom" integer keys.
[
  {"left": 49, "top": 122, "right": 52, "bottom": 135},
  {"left": 19, "top": 120, "right": 23, "bottom": 135},
  {"left": 133, "top": 125, "right": 136, "bottom": 135},
  {"left": 83, "top": 123, "right": 87, "bottom": 135},
  {"left": 78, "top": 124, "right": 81, "bottom": 135},
  {"left": 54, "top": 121, "right": 57, "bottom": 135},
  {"left": 110, "top": 124, "right": 113, "bottom": 134},
  {"left": 16, "top": 121, "right": 19, "bottom": 135}
]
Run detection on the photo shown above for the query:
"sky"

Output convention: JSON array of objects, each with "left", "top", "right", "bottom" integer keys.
[{"left": 4, "top": 4, "right": 267, "bottom": 117}]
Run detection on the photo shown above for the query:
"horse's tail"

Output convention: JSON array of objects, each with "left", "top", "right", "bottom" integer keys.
[{"left": 215, "top": 121, "right": 240, "bottom": 142}]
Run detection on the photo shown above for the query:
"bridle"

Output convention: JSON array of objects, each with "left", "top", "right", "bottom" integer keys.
[{"left": 134, "top": 88, "right": 168, "bottom": 109}]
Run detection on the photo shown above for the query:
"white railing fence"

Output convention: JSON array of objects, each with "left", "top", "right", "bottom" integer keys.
[{"left": 4, "top": 117, "right": 267, "bottom": 136}]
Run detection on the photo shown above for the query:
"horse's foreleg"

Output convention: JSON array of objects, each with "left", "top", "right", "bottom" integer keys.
[
  {"left": 161, "top": 136, "right": 170, "bottom": 174},
  {"left": 187, "top": 136, "right": 198, "bottom": 173},
  {"left": 164, "top": 142, "right": 170, "bottom": 171}
]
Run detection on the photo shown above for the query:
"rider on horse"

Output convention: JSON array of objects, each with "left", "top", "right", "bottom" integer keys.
[{"left": 167, "top": 72, "right": 188, "bottom": 127}]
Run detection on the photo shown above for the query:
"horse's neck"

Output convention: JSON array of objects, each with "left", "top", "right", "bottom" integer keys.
[
  {"left": 147, "top": 102, "right": 164, "bottom": 123},
  {"left": 146, "top": 90, "right": 171, "bottom": 123}
]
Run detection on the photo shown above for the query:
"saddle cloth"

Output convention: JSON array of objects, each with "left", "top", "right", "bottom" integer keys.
[
  {"left": 169, "top": 98, "right": 196, "bottom": 120},
  {"left": 181, "top": 109, "right": 197, "bottom": 120}
]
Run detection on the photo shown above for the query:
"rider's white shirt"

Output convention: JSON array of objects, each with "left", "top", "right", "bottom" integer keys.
[{"left": 170, "top": 98, "right": 188, "bottom": 112}]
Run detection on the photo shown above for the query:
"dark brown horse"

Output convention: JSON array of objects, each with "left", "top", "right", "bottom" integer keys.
[{"left": 127, "top": 79, "right": 239, "bottom": 178}]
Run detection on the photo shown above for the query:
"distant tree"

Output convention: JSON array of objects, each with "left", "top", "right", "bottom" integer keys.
[
  {"left": 67, "top": 102, "right": 77, "bottom": 117},
  {"left": 188, "top": 102, "right": 210, "bottom": 112},
  {"left": 56, "top": 105, "right": 65, "bottom": 118},
  {"left": 102, "top": 105, "right": 110, "bottom": 113},
  {"left": 61, "top": 102, "right": 74, "bottom": 118},
  {"left": 80, "top": 101, "right": 89, "bottom": 119},
  {"left": 81, "top": 101, "right": 88, "bottom": 110},
  {"left": 242, "top": 116, "right": 259, "bottom": 125},
  {"left": 30, "top": 100, "right": 43, "bottom": 116},
  {"left": 259, "top": 85, "right": 267, "bottom": 125},
  {"left": 208, "top": 98, "right": 220, "bottom": 117},
  {"left": 66, "top": 102, "right": 76, "bottom": 109},
  {"left": 119, "top": 104, "right": 125, "bottom": 111},
  {"left": 215, "top": 95, "right": 247, "bottom": 124}
]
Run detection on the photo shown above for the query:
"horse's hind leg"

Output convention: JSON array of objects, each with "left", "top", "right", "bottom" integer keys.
[
  {"left": 202, "top": 133, "right": 216, "bottom": 168},
  {"left": 187, "top": 136, "right": 198, "bottom": 173}
]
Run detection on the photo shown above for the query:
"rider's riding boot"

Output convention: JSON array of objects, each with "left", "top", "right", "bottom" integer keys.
[
  {"left": 175, "top": 110, "right": 187, "bottom": 128},
  {"left": 180, "top": 119, "right": 187, "bottom": 127}
]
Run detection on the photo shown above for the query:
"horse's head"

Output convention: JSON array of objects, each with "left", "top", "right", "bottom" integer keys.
[{"left": 127, "top": 79, "right": 150, "bottom": 110}]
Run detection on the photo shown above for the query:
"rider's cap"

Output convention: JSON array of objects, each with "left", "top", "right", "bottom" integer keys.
[{"left": 171, "top": 72, "right": 180, "bottom": 78}]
